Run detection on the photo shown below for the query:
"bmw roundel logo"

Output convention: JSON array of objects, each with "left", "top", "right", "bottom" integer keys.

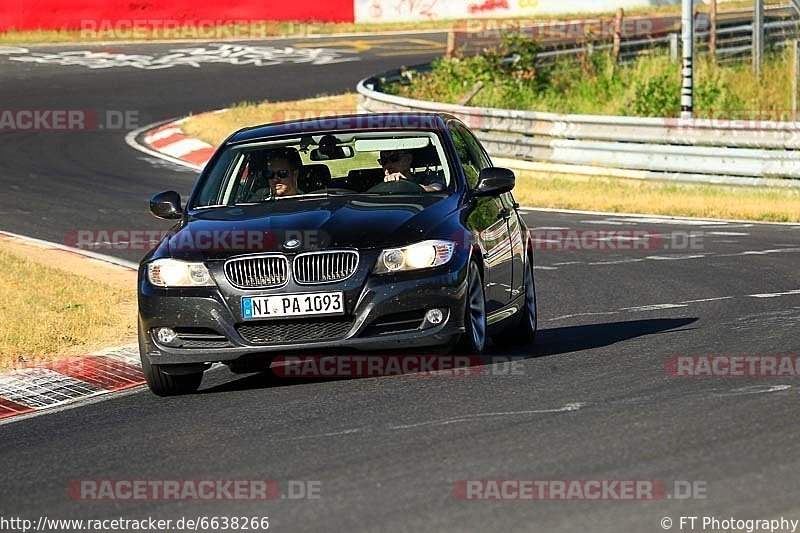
[{"left": 284, "top": 239, "right": 301, "bottom": 249}]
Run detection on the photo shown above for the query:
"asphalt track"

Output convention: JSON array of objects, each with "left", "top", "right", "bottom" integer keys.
[{"left": 1, "top": 34, "right": 800, "bottom": 532}]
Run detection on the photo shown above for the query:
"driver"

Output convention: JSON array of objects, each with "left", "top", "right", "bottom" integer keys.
[
  {"left": 249, "top": 148, "right": 304, "bottom": 200},
  {"left": 379, "top": 150, "right": 444, "bottom": 192},
  {"left": 266, "top": 148, "right": 303, "bottom": 197}
]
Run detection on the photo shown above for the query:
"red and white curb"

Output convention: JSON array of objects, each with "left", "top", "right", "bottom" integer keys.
[
  {"left": 0, "top": 346, "right": 143, "bottom": 423},
  {"left": 143, "top": 119, "right": 215, "bottom": 168},
  {"left": 0, "top": 231, "right": 144, "bottom": 424},
  {"left": 127, "top": 112, "right": 225, "bottom": 171}
]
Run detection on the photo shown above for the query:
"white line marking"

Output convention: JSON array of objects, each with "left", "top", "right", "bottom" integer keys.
[
  {"left": 0, "top": 46, "right": 29, "bottom": 54},
  {"left": 587, "top": 258, "right": 647, "bottom": 266},
  {"left": 548, "top": 311, "right": 619, "bottom": 321},
  {"left": 13, "top": 28, "right": 449, "bottom": 49},
  {"left": 0, "top": 230, "right": 138, "bottom": 270},
  {"left": 388, "top": 403, "right": 586, "bottom": 430},
  {"left": 715, "top": 385, "right": 792, "bottom": 396},
  {"left": 708, "top": 231, "right": 750, "bottom": 236},
  {"left": 727, "top": 248, "right": 800, "bottom": 257},
  {"left": 521, "top": 207, "right": 800, "bottom": 227},
  {"left": 579, "top": 220, "right": 631, "bottom": 226},
  {"left": 749, "top": 289, "right": 800, "bottom": 299},
  {"left": 679, "top": 297, "right": 734, "bottom": 304},
  {"left": 646, "top": 254, "right": 707, "bottom": 261},
  {"left": 285, "top": 427, "right": 370, "bottom": 440},
  {"left": 622, "top": 303, "right": 689, "bottom": 312}
]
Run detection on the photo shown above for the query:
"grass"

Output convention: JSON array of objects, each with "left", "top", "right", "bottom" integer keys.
[
  {"left": 182, "top": 93, "right": 360, "bottom": 147},
  {"left": 0, "top": 248, "right": 136, "bottom": 370},
  {"left": 511, "top": 170, "right": 800, "bottom": 222},
  {"left": 389, "top": 45, "right": 796, "bottom": 118},
  {"left": 0, "top": 1, "right": 760, "bottom": 44}
]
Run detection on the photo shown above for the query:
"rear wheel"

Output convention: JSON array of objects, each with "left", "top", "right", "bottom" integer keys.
[
  {"left": 457, "top": 261, "right": 487, "bottom": 354},
  {"left": 138, "top": 325, "right": 203, "bottom": 396},
  {"left": 515, "top": 255, "right": 538, "bottom": 343}
]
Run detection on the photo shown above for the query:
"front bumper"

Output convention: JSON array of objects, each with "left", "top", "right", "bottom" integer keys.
[{"left": 138, "top": 256, "right": 469, "bottom": 366}]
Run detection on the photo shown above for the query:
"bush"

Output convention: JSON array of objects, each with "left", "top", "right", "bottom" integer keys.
[{"left": 386, "top": 34, "right": 793, "bottom": 118}]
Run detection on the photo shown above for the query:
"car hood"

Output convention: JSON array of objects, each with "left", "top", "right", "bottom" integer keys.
[{"left": 159, "top": 194, "right": 459, "bottom": 261}]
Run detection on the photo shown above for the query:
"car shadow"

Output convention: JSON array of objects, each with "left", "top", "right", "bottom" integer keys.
[
  {"left": 505, "top": 317, "right": 699, "bottom": 359},
  {"left": 199, "top": 317, "right": 698, "bottom": 395}
]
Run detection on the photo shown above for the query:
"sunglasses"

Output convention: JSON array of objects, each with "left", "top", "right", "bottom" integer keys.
[
  {"left": 265, "top": 169, "right": 291, "bottom": 180},
  {"left": 378, "top": 154, "right": 402, "bottom": 165}
]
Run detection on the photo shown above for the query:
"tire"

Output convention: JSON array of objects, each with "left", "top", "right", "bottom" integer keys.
[
  {"left": 514, "top": 254, "right": 538, "bottom": 343},
  {"left": 457, "top": 261, "right": 488, "bottom": 354},
  {"left": 138, "top": 325, "right": 203, "bottom": 396}
]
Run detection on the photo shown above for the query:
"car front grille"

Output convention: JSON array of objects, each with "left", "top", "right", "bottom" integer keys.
[
  {"left": 293, "top": 251, "right": 359, "bottom": 284},
  {"left": 237, "top": 318, "right": 354, "bottom": 345},
  {"left": 225, "top": 255, "right": 289, "bottom": 289}
]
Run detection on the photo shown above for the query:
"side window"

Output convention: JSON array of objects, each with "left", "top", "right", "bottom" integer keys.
[
  {"left": 448, "top": 122, "right": 482, "bottom": 189},
  {"left": 460, "top": 126, "right": 492, "bottom": 173}
]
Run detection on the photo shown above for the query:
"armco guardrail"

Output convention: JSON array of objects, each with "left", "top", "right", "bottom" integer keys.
[
  {"left": 357, "top": 67, "right": 800, "bottom": 189},
  {"left": 453, "top": 5, "right": 799, "bottom": 66}
]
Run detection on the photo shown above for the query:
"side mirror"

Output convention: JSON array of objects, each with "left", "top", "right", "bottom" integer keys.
[
  {"left": 473, "top": 168, "right": 515, "bottom": 197},
  {"left": 150, "top": 191, "right": 183, "bottom": 220}
]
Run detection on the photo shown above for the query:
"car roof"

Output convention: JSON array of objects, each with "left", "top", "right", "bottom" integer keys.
[{"left": 227, "top": 112, "right": 459, "bottom": 145}]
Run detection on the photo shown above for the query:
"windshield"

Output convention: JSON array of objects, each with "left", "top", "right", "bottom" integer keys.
[{"left": 192, "top": 131, "right": 452, "bottom": 208}]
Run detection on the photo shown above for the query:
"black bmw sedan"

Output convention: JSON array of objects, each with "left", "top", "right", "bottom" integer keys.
[{"left": 138, "top": 113, "right": 537, "bottom": 395}]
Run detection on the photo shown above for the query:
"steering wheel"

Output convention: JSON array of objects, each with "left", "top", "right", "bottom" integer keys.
[{"left": 367, "top": 179, "right": 426, "bottom": 194}]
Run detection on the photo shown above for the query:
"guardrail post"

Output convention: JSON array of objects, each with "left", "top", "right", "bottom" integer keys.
[
  {"left": 670, "top": 33, "right": 680, "bottom": 62},
  {"left": 794, "top": 40, "right": 799, "bottom": 120},
  {"left": 446, "top": 28, "right": 456, "bottom": 59},
  {"left": 753, "top": 0, "right": 764, "bottom": 77},
  {"left": 709, "top": 0, "right": 717, "bottom": 64},
  {"left": 681, "top": 0, "right": 695, "bottom": 119},
  {"left": 613, "top": 8, "right": 624, "bottom": 63}
]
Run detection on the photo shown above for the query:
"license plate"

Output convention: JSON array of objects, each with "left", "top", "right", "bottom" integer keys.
[{"left": 242, "top": 292, "right": 344, "bottom": 319}]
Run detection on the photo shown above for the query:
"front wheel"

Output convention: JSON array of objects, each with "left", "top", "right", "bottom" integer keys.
[
  {"left": 138, "top": 326, "right": 203, "bottom": 396},
  {"left": 457, "top": 261, "right": 487, "bottom": 354}
]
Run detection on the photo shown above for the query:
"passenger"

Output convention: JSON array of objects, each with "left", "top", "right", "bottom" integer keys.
[{"left": 379, "top": 149, "right": 444, "bottom": 192}]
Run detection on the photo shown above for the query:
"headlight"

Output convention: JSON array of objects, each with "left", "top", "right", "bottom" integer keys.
[
  {"left": 373, "top": 240, "right": 456, "bottom": 274},
  {"left": 147, "top": 259, "right": 214, "bottom": 287}
]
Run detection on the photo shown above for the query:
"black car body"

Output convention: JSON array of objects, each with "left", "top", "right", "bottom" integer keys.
[{"left": 138, "top": 113, "right": 537, "bottom": 395}]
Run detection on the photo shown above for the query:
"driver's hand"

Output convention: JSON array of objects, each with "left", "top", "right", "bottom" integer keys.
[{"left": 384, "top": 172, "right": 407, "bottom": 183}]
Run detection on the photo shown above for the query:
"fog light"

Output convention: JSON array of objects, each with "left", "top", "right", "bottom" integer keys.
[
  {"left": 155, "top": 327, "right": 178, "bottom": 345},
  {"left": 425, "top": 309, "right": 444, "bottom": 325}
]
